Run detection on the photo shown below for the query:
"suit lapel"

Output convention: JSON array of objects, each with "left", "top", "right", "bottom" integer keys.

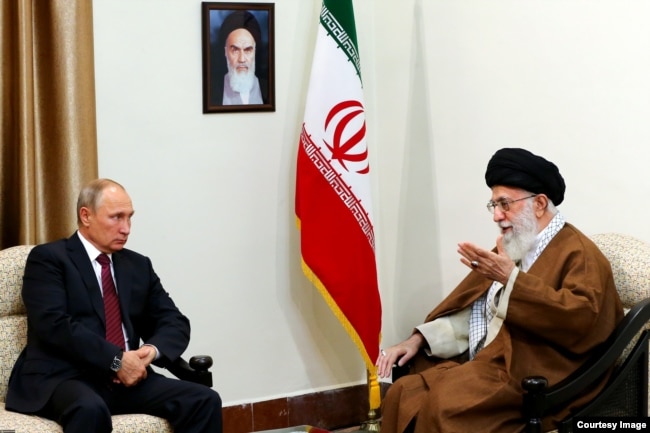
[{"left": 67, "top": 233, "right": 105, "bottom": 321}]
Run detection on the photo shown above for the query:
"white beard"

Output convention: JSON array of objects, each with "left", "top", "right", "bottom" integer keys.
[
  {"left": 500, "top": 201, "right": 538, "bottom": 262},
  {"left": 227, "top": 60, "right": 256, "bottom": 94}
]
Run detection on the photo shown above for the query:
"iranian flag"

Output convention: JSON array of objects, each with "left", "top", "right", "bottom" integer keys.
[{"left": 295, "top": 0, "right": 382, "bottom": 410}]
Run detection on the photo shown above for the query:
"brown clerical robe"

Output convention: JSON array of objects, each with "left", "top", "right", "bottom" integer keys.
[{"left": 381, "top": 223, "right": 624, "bottom": 433}]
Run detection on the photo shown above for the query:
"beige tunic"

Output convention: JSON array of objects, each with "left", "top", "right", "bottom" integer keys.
[{"left": 381, "top": 224, "right": 623, "bottom": 433}]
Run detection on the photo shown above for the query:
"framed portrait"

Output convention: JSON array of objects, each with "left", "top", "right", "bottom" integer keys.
[{"left": 201, "top": 2, "right": 275, "bottom": 113}]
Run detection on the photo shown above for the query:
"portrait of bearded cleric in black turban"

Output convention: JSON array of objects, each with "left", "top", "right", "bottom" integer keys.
[{"left": 202, "top": 3, "right": 275, "bottom": 113}]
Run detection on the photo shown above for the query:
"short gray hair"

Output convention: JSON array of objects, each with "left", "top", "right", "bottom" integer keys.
[{"left": 76, "top": 178, "right": 125, "bottom": 225}]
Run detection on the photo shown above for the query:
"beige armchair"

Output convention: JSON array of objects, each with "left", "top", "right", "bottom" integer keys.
[{"left": 0, "top": 245, "right": 213, "bottom": 432}]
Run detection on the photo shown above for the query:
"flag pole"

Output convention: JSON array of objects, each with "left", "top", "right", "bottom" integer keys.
[{"left": 355, "top": 369, "right": 381, "bottom": 432}]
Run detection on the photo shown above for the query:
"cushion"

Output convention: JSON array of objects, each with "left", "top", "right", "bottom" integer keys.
[
  {"left": 0, "top": 402, "right": 173, "bottom": 432},
  {"left": 0, "top": 316, "right": 27, "bottom": 402},
  {"left": 590, "top": 233, "right": 650, "bottom": 308},
  {"left": 0, "top": 245, "right": 32, "bottom": 317}
]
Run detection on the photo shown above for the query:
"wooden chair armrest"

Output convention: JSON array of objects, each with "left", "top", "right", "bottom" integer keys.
[
  {"left": 167, "top": 355, "right": 213, "bottom": 387},
  {"left": 392, "top": 359, "right": 412, "bottom": 382}
]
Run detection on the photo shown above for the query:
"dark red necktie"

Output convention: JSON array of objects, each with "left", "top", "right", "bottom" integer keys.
[{"left": 96, "top": 254, "right": 126, "bottom": 350}]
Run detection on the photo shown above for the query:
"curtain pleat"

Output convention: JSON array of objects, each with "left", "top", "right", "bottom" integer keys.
[{"left": 0, "top": 0, "right": 98, "bottom": 249}]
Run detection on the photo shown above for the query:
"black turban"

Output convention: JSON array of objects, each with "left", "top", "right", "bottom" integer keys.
[
  {"left": 485, "top": 148, "right": 566, "bottom": 206},
  {"left": 219, "top": 10, "right": 262, "bottom": 47}
]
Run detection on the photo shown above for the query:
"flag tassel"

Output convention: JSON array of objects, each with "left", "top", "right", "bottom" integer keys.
[{"left": 352, "top": 369, "right": 381, "bottom": 432}]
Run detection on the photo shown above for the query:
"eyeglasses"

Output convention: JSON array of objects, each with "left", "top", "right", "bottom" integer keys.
[{"left": 486, "top": 194, "right": 537, "bottom": 214}]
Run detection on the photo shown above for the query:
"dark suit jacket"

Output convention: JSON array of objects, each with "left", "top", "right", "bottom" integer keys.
[{"left": 5, "top": 232, "right": 191, "bottom": 413}]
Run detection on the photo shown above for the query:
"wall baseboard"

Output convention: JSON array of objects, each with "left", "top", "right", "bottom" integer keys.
[{"left": 223, "top": 382, "right": 390, "bottom": 433}]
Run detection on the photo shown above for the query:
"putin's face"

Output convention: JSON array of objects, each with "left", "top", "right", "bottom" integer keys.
[{"left": 79, "top": 185, "right": 133, "bottom": 254}]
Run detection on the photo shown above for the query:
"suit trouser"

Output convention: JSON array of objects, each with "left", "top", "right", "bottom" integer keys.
[{"left": 39, "top": 371, "right": 222, "bottom": 433}]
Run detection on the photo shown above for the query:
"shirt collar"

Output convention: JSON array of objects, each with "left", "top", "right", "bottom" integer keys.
[
  {"left": 77, "top": 230, "right": 111, "bottom": 263},
  {"left": 521, "top": 212, "right": 566, "bottom": 271}
]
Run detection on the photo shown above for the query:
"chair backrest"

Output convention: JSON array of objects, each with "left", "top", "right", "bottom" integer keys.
[
  {"left": 0, "top": 245, "right": 34, "bottom": 402},
  {"left": 589, "top": 233, "right": 650, "bottom": 414},
  {"left": 590, "top": 233, "right": 650, "bottom": 309}
]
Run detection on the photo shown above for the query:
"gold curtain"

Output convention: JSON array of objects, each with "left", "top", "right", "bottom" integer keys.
[{"left": 0, "top": 0, "right": 98, "bottom": 249}]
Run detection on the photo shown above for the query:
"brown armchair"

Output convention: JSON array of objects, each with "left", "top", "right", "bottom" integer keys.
[
  {"left": 523, "top": 233, "right": 650, "bottom": 432},
  {"left": 0, "top": 245, "right": 213, "bottom": 432}
]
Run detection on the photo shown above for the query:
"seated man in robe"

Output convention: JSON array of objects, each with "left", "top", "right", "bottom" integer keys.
[{"left": 376, "top": 148, "right": 623, "bottom": 433}]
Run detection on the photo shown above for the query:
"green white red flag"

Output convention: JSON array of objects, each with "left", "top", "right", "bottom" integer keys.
[{"left": 295, "top": 0, "right": 382, "bottom": 409}]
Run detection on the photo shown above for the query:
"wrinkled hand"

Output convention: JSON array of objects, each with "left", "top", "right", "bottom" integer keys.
[
  {"left": 457, "top": 235, "right": 516, "bottom": 285},
  {"left": 114, "top": 346, "right": 156, "bottom": 387},
  {"left": 375, "top": 333, "right": 425, "bottom": 379}
]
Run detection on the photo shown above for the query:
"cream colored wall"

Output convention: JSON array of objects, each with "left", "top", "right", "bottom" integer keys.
[{"left": 93, "top": 0, "right": 650, "bottom": 406}]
